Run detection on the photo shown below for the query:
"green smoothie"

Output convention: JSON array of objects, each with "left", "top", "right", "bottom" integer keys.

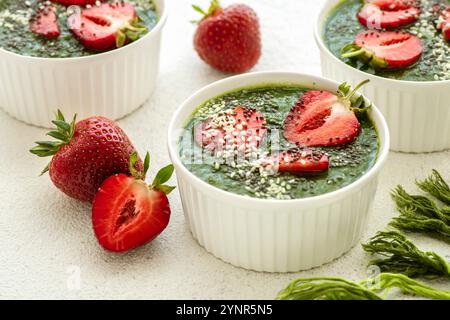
[
  {"left": 323, "top": 0, "right": 450, "bottom": 81},
  {"left": 179, "top": 85, "right": 380, "bottom": 200},
  {"left": 0, "top": 0, "right": 158, "bottom": 58}
]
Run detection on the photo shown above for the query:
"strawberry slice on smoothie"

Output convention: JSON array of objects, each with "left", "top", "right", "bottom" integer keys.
[
  {"left": 68, "top": 2, "right": 148, "bottom": 51},
  {"left": 51, "top": 0, "right": 103, "bottom": 5},
  {"left": 341, "top": 30, "right": 423, "bottom": 69},
  {"left": 282, "top": 81, "right": 370, "bottom": 147},
  {"left": 29, "top": 4, "right": 60, "bottom": 39},
  {"left": 195, "top": 106, "right": 267, "bottom": 154},
  {"left": 275, "top": 149, "right": 329, "bottom": 174},
  {"left": 438, "top": 6, "right": 450, "bottom": 41},
  {"left": 357, "top": 0, "right": 421, "bottom": 29}
]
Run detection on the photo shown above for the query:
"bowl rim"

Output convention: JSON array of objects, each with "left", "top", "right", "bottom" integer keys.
[
  {"left": 314, "top": 0, "right": 450, "bottom": 86},
  {"left": 0, "top": 0, "right": 167, "bottom": 62},
  {"left": 167, "top": 71, "right": 390, "bottom": 206}
]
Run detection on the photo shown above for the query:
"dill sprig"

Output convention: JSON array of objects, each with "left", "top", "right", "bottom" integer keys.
[
  {"left": 362, "top": 273, "right": 450, "bottom": 300},
  {"left": 390, "top": 208, "right": 450, "bottom": 239},
  {"left": 391, "top": 186, "right": 450, "bottom": 224},
  {"left": 390, "top": 185, "right": 450, "bottom": 239},
  {"left": 276, "top": 277, "right": 382, "bottom": 300},
  {"left": 417, "top": 170, "right": 450, "bottom": 205},
  {"left": 277, "top": 273, "right": 450, "bottom": 300},
  {"left": 362, "top": 231, "right": 450, "bottom": 279}
]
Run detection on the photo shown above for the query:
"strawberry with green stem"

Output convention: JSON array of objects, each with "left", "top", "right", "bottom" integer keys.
[
  {"left": 30, "top": 110, "right": 143, "bottom": 202},
  {"left": 283, "top": 80, "right": 371, "bottom": 147},
  {"left": 341, "top": 30, "right": 423, "bottom": 69},
  {"left": 92, "top": 152, "right": 175, "bottom": 252},
  {"left": 68, "top": 2, "right": 148, "bottom": 51},
  {"left": 192, "top": 0, "right": 261, "bottom": 73}
]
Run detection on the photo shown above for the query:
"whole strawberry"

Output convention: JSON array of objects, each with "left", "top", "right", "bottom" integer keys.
[
  {"left": 30, "top": 111, "right": 143, "bottom": 202},
  {"left": 193, "top": 0, "right": 261, "bottom": 73}
]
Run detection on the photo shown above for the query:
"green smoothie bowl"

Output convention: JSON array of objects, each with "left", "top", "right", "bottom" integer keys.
[
  {"left": 168, "top": 72, "right": 390, "bottom": 272},
  {"left": 315, "top": 0, "right": 450, "bottom": 153},
  {"left": 0, "top": 0, "right": 167, "bottom": 127}
]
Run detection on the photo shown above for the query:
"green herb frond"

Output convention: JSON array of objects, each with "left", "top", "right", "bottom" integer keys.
[
  {"left": 363, "top": 231, "right": 450, "bottom": 279},
  {"left": 391, "top": 185, "right": 450, "bottom": 225},
  {"left": 417, "top": 170, "right": 450, "bottom": 205},
  {"left": 276, "top": 277, "right": 381, "bottom": 300},
  {"left": 363, "top": 273, "right": 450, "bottom": 300},
  {"left": 277, "top": 273, "right": 450, "bottom": 300},
  {"left": 389, "top": 207, "right": 450, "bottom": 240}
]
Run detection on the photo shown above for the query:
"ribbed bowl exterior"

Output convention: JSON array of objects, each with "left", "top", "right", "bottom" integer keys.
[
  {"left": 168, "top": 72, "right": 390, "bottom": 272},
  {"left": 316, "top": 0, "right": 450, "bottom": 153},
  {"left": 176, "top": 167, "right": 379, "bottom": 272},
  {"left": 0, "top": 0, "right": 166, "bottom": 128}
]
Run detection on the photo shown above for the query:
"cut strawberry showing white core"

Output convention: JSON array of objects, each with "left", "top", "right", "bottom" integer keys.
[
  {"left": 92, "top": 152, "right": 175, "bottom": 252},
  {"left": 283, "top": 83, "right": 369, "bottom": 147},
  {"left": 274, "top": 149, "right": 329, "bottom": 174},
  {"left": 357, "top": 0, "right": 421, "bottom": 29},
  {"left": 29, "top": 5, "right": 60, "bottom": 39},
  {"left": 195, "top": 106, "right": 267, "bottom": 155},
  {"left": 342, "top": 30, "right": 423, "bottom": 69},
  {"left": 68, "top": 2, "right": 147, "bottom": 51}
]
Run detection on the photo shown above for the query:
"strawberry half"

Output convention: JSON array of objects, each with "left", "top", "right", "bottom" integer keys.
[
  {"left": 30, "top": 110, "right": 142, "bottom": 202},
  {"left": 274, "top": 149, "right": 329, "bottom": 174},
  {"left": 92, "top": 153, "right": 174, "bottom": 252},
  {"left": 357, "top": 0, "right": 421, "bottom": 29},
  {"left": 283, "top": 81, "right": 371, "bottom": 147},
  {"left": 51, "top": 0, "right": 102, "bottom": 5},
  {"left": 193, "top": 0, "right": 261, "bottom": 73},
  {"left": 366, "top": 0, "right": 413, "bottom": 11},
  {"left": 342, "top": 30, "right": 423, "bottom": 69},
  {"left": 438, "top": 6, "right": 450, "bottom": 41},
  {"left": 29, "top": 4, "right": 60, "bottom": 39},
  {"left": 195, "top": 106, "right": 267, "bottom": 154},
  {"left": 67, "top": 2, "right": 147, "bottom": 51}
]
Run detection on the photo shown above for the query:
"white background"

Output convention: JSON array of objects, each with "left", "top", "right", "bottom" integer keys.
[{"left": 0, "top": 0, "right": 449, "bottom": 299}]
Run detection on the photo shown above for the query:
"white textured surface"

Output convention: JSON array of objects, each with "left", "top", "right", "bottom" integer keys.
[{"left": 0, "top": 0, "right": 449, "bottom": 299}]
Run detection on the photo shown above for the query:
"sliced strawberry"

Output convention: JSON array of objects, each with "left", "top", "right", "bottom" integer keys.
[
  {"left": 438, "top": 6, "right": 450, "bottom": 41},
  {"left": 51, "top": 0, "right": 101, "bottom": 5},
  {"left": 275, "top": 149, "right": 329, "bottom": 174},
  {"left": 29, "top": 5, "right": 60, "bottom": 39},
  {"left": 367, "top": 0, "right": 414, "bottom": 11},
  {"left": 67, "top": 2, "right": 147, "bottom": 51},
  {"left": 195, "top": 106, "right": 267, "bottom": 154},
  {"left": 283, "top": 90, "right": 360, "bottom": 147},
  {"left": 357, "top": 0, "right": 420, "bottom": 29},
  {"left": 92, "top": 153, "right": 174, "bottom": 253},
  {"left": 342, "top": 30, "right": 423, "bottom": 69}
]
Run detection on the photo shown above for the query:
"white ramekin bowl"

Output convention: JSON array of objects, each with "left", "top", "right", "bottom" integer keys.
[
  {"left": 315, "top": 0, "right": 450, "bottom": 153},
  {"left": 0, "top": 0, "right": 167, "bottom": 128},
  {"left": 168, "top": 71, "right": 390, "bottom": 272}
]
